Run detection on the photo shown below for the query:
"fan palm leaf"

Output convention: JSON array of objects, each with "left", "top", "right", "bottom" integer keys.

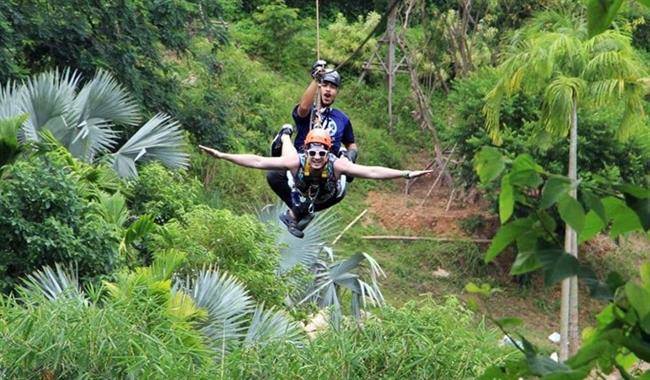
[
  {"left": 19, "top": 263, "right": 84, "bottom": 303},
  {"left": 68, "top": 69, "right": 140, "bottom": 161},
  {"left": 176, "top": 268, "right": 254, "bottom": 355},
  {"left": 110, "top": 113, "right": 189, "bottom": 178},
  {"left": 17, "top": 68, "right": 80, "bottom": 143},
  {"left": 258, "top": 203, "right": 339, "bottom": 273},
  {"left": 243, "top": 304, "right": 303, "bottom": 348}
]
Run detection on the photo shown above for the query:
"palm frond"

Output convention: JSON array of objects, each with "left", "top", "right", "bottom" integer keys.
[
  {"left": 298, "top": 252, "right": 385, "bottom": 322},
  {"left": 542, "top": 76, "right": 584, "bottom": 136},
  {"left": 17, "top": 68, "right": 81, "bottom": 143},
  {"left": 67, "top": 70, "right": 141, "bottom": 161},
  {"left": 0, "top": 114, "right": 28, "bottom": 167},
  {"left": 258, "top": 203, "right": 340, "bottom": 273},
  {"left": 176, "top": 268, "right": 254, "bottom": 355},
  {"left": 0, "top": 81, "right": 21, "bottom": 120},
  {"left": 243, "top": 304, "right": 303, "bottom": 348},
  {"left": 94, "top": 191, "right": 129, "bottom": 228},
  {"left": 73, "top": 69, "right": 140, "bottom": 127},
  {"left": 19, "top": 263, "right": 84, "bottom": 302},
  {"left": 110, "top": 113, "right": 189, "bottom": 178}
]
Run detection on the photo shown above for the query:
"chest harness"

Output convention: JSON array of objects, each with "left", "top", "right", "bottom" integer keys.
[{"left": 288, "top": 153, "right": 339, "bottom": 215}]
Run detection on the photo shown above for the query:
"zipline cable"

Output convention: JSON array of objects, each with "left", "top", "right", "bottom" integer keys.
[
  {"left": 310, "top": 0, "right": 402, "bottom": 131},
  {"left": 333, "top": 0, "right": 402, "bottom": 72}
]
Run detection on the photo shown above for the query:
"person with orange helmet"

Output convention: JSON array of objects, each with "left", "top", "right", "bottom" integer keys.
[{"left": 199, "top": 127, "right": 432, "bottom": 238}]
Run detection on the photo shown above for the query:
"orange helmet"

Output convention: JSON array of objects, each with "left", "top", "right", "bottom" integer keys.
[{"left": 304, "top": 128, "right": 332, "bottom": 150}]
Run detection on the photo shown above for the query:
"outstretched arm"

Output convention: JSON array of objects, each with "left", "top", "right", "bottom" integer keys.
[
  {"left": 334, "top": 159, "right": 432, "bottom": 180},
  {"left": 199, "top": 145, "right": 298, "bottom": 171}
]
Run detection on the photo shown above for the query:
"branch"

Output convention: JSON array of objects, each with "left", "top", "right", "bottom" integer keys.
[
  {"left": 362, "top": 235, "right": 491, "bottom": 243},
  {"left": 332, "top": 209, "right": 368, "bottom": 246}
]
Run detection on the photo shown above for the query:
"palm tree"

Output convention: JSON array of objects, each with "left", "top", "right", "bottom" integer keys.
[
  {"left": 258, "top": 203, "right": 386, "bottom": 325},
  {"left": 0, "top": 68, "right": 188, "bottom": 177},
  {"left": 484, "top": 10, "right": 647, "bottom": 359}
]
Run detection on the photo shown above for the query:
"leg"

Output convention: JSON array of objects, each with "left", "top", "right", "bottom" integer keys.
[
  {"left": 266, "top": 170, "right": 292, "bottom": 207},
  {"left": 270, "top": 124, "right": 294, "bottom": 157}
]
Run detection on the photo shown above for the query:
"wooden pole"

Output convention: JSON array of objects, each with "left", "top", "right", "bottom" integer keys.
[
  {"left": 332, "top": 209, "right": 368, "bottom": 246},
  {"left": 387, "top": 5, "right": 397, "bottom": 133}
]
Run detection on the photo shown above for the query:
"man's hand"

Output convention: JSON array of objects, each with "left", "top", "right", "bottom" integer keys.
[
  {"left": 199, "top": 145, "right": 223, "bottom": 159},
  {"left": 311, "top": 60, "right": 327, "bottom": 80},
  {"left": 405, "top": 170, "right": 434, "bottom": 179}
]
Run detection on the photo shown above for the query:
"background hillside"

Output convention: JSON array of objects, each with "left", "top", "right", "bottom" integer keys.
[{"left": 1, "top": 0, "right": 649, "bottom": 378}]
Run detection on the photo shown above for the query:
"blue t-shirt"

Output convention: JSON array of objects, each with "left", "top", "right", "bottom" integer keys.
[{"left": 292, "top": 105, "right": 355, "bottom": 155}]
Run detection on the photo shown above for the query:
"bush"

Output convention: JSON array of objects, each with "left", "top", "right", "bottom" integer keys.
[
  {"left": 0, "top": 154, "right": 119, "bottom": 293},
  {"left": 126, "top": 163, "right": 202, "bottom": 224},
  {"left": 155, "top": 206, "right": 290, "bottom": 307},
  {"left": 223, "top": 297, "right": 517, "bottom": 379},
  {"left": 0, "top": 270, "right": 217, "bottom": 378}
]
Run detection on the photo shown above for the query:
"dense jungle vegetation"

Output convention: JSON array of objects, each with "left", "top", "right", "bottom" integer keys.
[{"left": 0, "top": 0, "right": 649, "bottom": 378}]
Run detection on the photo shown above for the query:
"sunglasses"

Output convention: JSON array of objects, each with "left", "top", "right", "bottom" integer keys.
[{"left": 307, "top": 150, "right": 328, "bottom": 157}]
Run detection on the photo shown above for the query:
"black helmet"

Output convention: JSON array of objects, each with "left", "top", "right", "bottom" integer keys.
[{"left": 321, "top": 70, "right": 341, "bottom": 87}]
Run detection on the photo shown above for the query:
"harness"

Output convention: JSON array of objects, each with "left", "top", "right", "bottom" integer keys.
[{"left": 289, "top": 153, "right": 339, "bottom": 215}]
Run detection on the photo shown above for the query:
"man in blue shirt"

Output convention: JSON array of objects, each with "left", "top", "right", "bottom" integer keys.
[{"left": 267, "top": 61, "right": 359, "bottom": 227}]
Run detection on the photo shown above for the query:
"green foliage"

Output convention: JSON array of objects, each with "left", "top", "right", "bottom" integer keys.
[
  {"left": 0, "top": 153, "right": 119, "bottom": 293},
  {"left": 223, "top": 297, "right": 517, "bottom": 379},
  {"left": 0, "top": 256, "right": 217, "bottom": 378},
  {"left": 231, "top": 1, "right": 306, "bottom": 71},
  {"left": 0, "top": 114, "right": 27, "bottom": 167},
  {"left": 320, "top": 12, "right": 381, "bottom": 69},
  {"left": 0, "top": 0, "right": 225, "bottom": 113},
  {"left": 448, "top": 65, "right": 649, "bottom": 191},
  {"left": 477, "top": 149, "right": 648, "bottom": 287},
  {"left": 126, "top": 163, "right": 201, "bottom": 224},
  {"left": 155, "top": 206, "right": 289, "bottom": 306}
]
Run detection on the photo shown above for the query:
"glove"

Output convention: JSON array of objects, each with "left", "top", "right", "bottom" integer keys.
[
  {"left": 347, "top": 149, "right": 358, "bottom": 163},
  {"left": 311, "top": 59, "right": 327, "bottom": 80}
]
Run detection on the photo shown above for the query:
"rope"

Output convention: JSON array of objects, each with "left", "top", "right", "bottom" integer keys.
[{"left": 311, "top": 0, "right": 323, "bottom": 131}]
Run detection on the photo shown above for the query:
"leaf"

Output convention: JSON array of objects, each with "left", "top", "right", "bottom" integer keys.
[
  {"left": 558, "top": 195, "right": 586, "bottom": 233},
  {"left": 638, "top": 0, "right": 650, "bottom": 8},
  {"left": 540, "top": 176, "right": 571, "bottom": 209},
  {"left": 511, "top": 250, "right": 544, "bottom": 275},
  {"left": 586, "top": 0, "right": 625, "bottom": 37},
  {"left": 473, "top": 146, "right": 505, "bottom": 183},
  {"left": 579, "top": 210, "right": 606, "bottom": 243},
  {"left": 512, "top": 154, "right": 543, "bottom": 173},
  {"left": 619, "top": 186, "right": 650, "bottom": 231},
  {"left": 582, "top": 190, "right": 607, "bottom": 223},
  {"left": 485, "top": 218, "right": 534, "bottom": 263},
  {"left": 500, "top": 175, "right": 515, "bottom": 223},
  {"left": 625, "top": 282, "right": 650, "bottom": 320},
  {"left": 567, "top": 340, "right": 613, "bottom": 369},
  {"left": 124, "top": 215, "right": 156, "bottom": 245},
  {"left": 602, "top": 197, "right": 643, "bottom": 237},
  {"left": 111, "top": 113, "right": 189, "bottom": 178},
  {"left": 641, "top": 263, "right": 650, "bottom": 290},
  {"left": 544, "top": 254, "right": 580, "bottom": 285},
  {"left": 510, "top": 170, "right": 543, "bottom": 188}
]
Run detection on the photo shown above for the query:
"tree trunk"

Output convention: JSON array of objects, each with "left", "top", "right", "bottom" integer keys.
[{"left": 560, "top": 98, "right": 580, "bottom": 361}]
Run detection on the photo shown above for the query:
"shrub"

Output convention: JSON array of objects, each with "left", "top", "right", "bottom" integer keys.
[
  {"left": 0, "top": 266, "right": 217, "bottom": 378},
  {"left": 223, "top": 296, "right": 517, "bottom": 379},
  {"left": 125, "top": 163, "right": 202, "bottom": 224},
  {"left": 155, "top": 206, "right": 290, "bottom": 307},
  {"left": 0, "top": 154, "right": 119, "bottom": 293}
]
